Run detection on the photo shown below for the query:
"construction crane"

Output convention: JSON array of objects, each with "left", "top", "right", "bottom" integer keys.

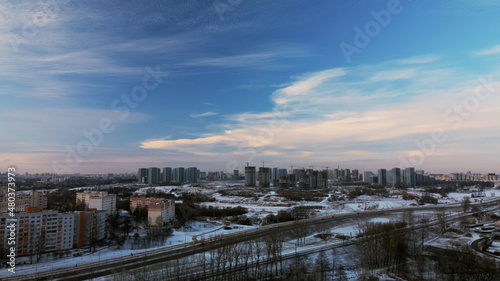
[
  {"left": 261, "top": 160, "right": 269, "bottom": 168},
  {"left": 317, "top": 165, "right": 330, "bottom": 175}
]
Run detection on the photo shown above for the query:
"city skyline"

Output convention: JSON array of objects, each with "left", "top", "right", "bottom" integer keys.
[
  {"left": 2, "top": 1, "right": 500, "bottom": 174},
  {"left": 6, "top": 164, "right": 497, "bottom": 178}
]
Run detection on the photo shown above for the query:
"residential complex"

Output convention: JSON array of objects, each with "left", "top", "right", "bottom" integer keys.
[
  {"left": 138, "top": 166, "right": 202, "bottom": 184},
  {"left": 244, "top": 166, "right": 256, "bottom": 187},
  {"left": 148, "top": 199, "right": 175, "bottom": 226},
  {"left": 0, "top": 209, "right": 74, "bottom": 257},
  {"left": 0, "top": 189, "right": 47, "bottom": 213},
  {"left": 76, "top": 191, "right": 116, "bottom": 215},
  {"left": 129, "top": 197, "right": 163, "bottom": 213},
  {"left": 74, "top": 210, "right": 108, "bottom": 248}
]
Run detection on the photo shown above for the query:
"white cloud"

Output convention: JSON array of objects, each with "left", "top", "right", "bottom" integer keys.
[
  {"left": 394, "top": 54, "right": 440, "bottom": 64},
  {"left": 190, "top": 112, "right": 219, "bottom": 118},
  {"left": 184, "top": 46, "right": 309, "bottom": 69},
  {"left": 370, "top": 69, "right": 416, "bottom": 81},
  {"left": 473, "top": 44, "right": 500, "bottom": 56}
]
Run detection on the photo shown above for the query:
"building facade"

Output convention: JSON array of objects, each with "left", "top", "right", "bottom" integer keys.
[
  {"left": 404, "top": 167, "right": 416, "bottom": 187},
  {"left": 76, "top": 191, "right": 116, "bottom": 215},
  {"left": 138, "top": 168, "right": 148, "bottom": 184},
  {"left": 129, "top": 197, "right": 163, "bottom": 213},
  {"left": 162, "top": 167, "right": 172, "bottom": 183},
  {"left": 0, "top": 189, "right": 47, "bottom": 213},
  {"left": 148, "top": 199, "right": 175, "bottom": 226},
  {"left": 0, "top": 210, "right": 74, "bottom": 258},
  {"left": 258, "top": 167, "right": 271, "bottom": 188},
  {"left": 148, "top": 167, "right": 160, "bottom": 185},
  {"left": 173, "top": 167, "right": 185, "bottom": 183},
  {"left": 186, "top": 167, "right": 198, "bottom": 183},
  {"left": 245, "top": 166, "right": 256, "bottom": 187},
  {"left": 378, "top": 169, "right": 387, "bottom": 186},
  {"left": 391, "top": 168, "right": 402, "bottom": 186},
  {"left": 363, "top": 171, "right": 373, "bottom": 183},
  {"left": 73, "top": 210, "right": 107, "bottom": 248}
]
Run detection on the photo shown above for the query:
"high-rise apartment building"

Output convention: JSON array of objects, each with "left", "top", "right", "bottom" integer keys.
[
  {"left": 391, "top": 168, "right": 402, "bottom": 186},
  {"left": 0, "top": 190, "right": 47, "bottom": 212},
  {"left": 148, "top": 167, "right": 160, "bottom": 185},
  {"left": 363, "top": 171, "right": 373, "bottom": 183},
  {"left": 271, "top": 167, "right": 279, "bottom": 186},
  {"left": 338, "top": 169, "right": 351, "bottom": 182},
  {"left": 258, "top": 167, "right": 271, "bottom": 188},
  {"left": 173, "top": 167, "right": 185, "bottom": 183},
  {"left": 162, "top": 167, "right": 172, "bottom": 183},
  {"left": 309, "top": 170, "right": 318, "bottom": 189},
  {"left": 487, "top": 173, "right": 497, "bottom": 181},
  {"left": 318, "top": 170, "right": 328, "bottom": 189},
  {"left": 138, "top": 168, "right": 148, "bottom": 183},
  {"left": 378, "top": 169, "right": 387, "bottom": 186},
  {"left": 0, "top": 210, "right": 74, "bottom": 257},
  {"left": 73, "top": 210, "right": 107, "bottom": 248},
  {"left": 186, "top": 167, "right": 198, "bottom": 183},
  {"left": 404, "top": 167, "right": 416, "bottom": 187},
  {"left": 351, "top": 169, "right": 359, "bottom": 181},
  {"left": 245, "top": 166, "right": 256, "bottom": 187}
]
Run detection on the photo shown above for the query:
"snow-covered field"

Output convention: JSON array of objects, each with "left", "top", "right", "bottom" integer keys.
[{"left": 2, "top": 183, "right": 498, "bottom": 279}]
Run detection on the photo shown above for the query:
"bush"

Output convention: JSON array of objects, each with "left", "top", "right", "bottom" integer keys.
[
  {"left": 276, "top": 190, "right": 327, "bottom": 202},
  {"left": 419, "top": 192, "right": 438, "bottom": 204},
  {"left": 230, "top": 215, "right": 253, "bottom": 225},
  {"left": 197, "top": 205, "right": 248, "bottom": 218},
  {"left": 180, "top": 192, "right": 215, "bottom": 203}
]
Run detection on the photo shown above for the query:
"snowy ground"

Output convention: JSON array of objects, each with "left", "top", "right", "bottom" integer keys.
[
  {"left": 2, "top": 184, "right": 498, "bottom": 279},
  {"left": 0, "top": 220, "right": 257, "bottom": 278},
  {"left": 486, "top": 241, "right": 500, "bottom": 255}
]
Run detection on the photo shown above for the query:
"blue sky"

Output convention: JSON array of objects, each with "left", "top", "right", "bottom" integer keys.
[{"left": 1, "top": 0, "right": 500, "bottom": 174}]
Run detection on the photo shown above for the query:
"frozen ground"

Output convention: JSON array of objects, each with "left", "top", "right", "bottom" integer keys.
[
  {"left": 486, "top": 241, "right": 500, "bottom": 255},
  {"left": 2, "top": 184, "right": 498, "bottom": 279}
]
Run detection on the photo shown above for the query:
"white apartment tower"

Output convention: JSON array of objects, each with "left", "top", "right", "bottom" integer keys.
[{"left": 76, "top": 191, "right": 116, "bottom": 215}]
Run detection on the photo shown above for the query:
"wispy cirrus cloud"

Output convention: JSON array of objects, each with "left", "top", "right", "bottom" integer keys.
[
  {"left": 370, "top": 69, "right": 416, "bottom": 81},
  {"left": 394, "top": 54, "right": 440, "bottom": 65},
  {"left": 190, "top": 112, "right": 219, "bottom": 118},
  {"left": 473, "top": 44, "right": 500, "bottom": 56},
  {"left": 184, "top": 46, "right": 309, "bottom": 70}
]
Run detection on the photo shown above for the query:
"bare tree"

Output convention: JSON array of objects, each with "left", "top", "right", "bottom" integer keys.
[
  {"left": 293, "top": 220, "right": 308, "bottom": 246},
  {"left": 315, "top": 251, "right": 330, "bottom": 281},
  {"left": 436, "top": 242, "right": 499, "bottom": 281},
  {"left": 435, "top": 208, "right": 447, "bottom": 233},
  {"left": 462, "top": 196, "right": 471, "bottom": 213}
]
